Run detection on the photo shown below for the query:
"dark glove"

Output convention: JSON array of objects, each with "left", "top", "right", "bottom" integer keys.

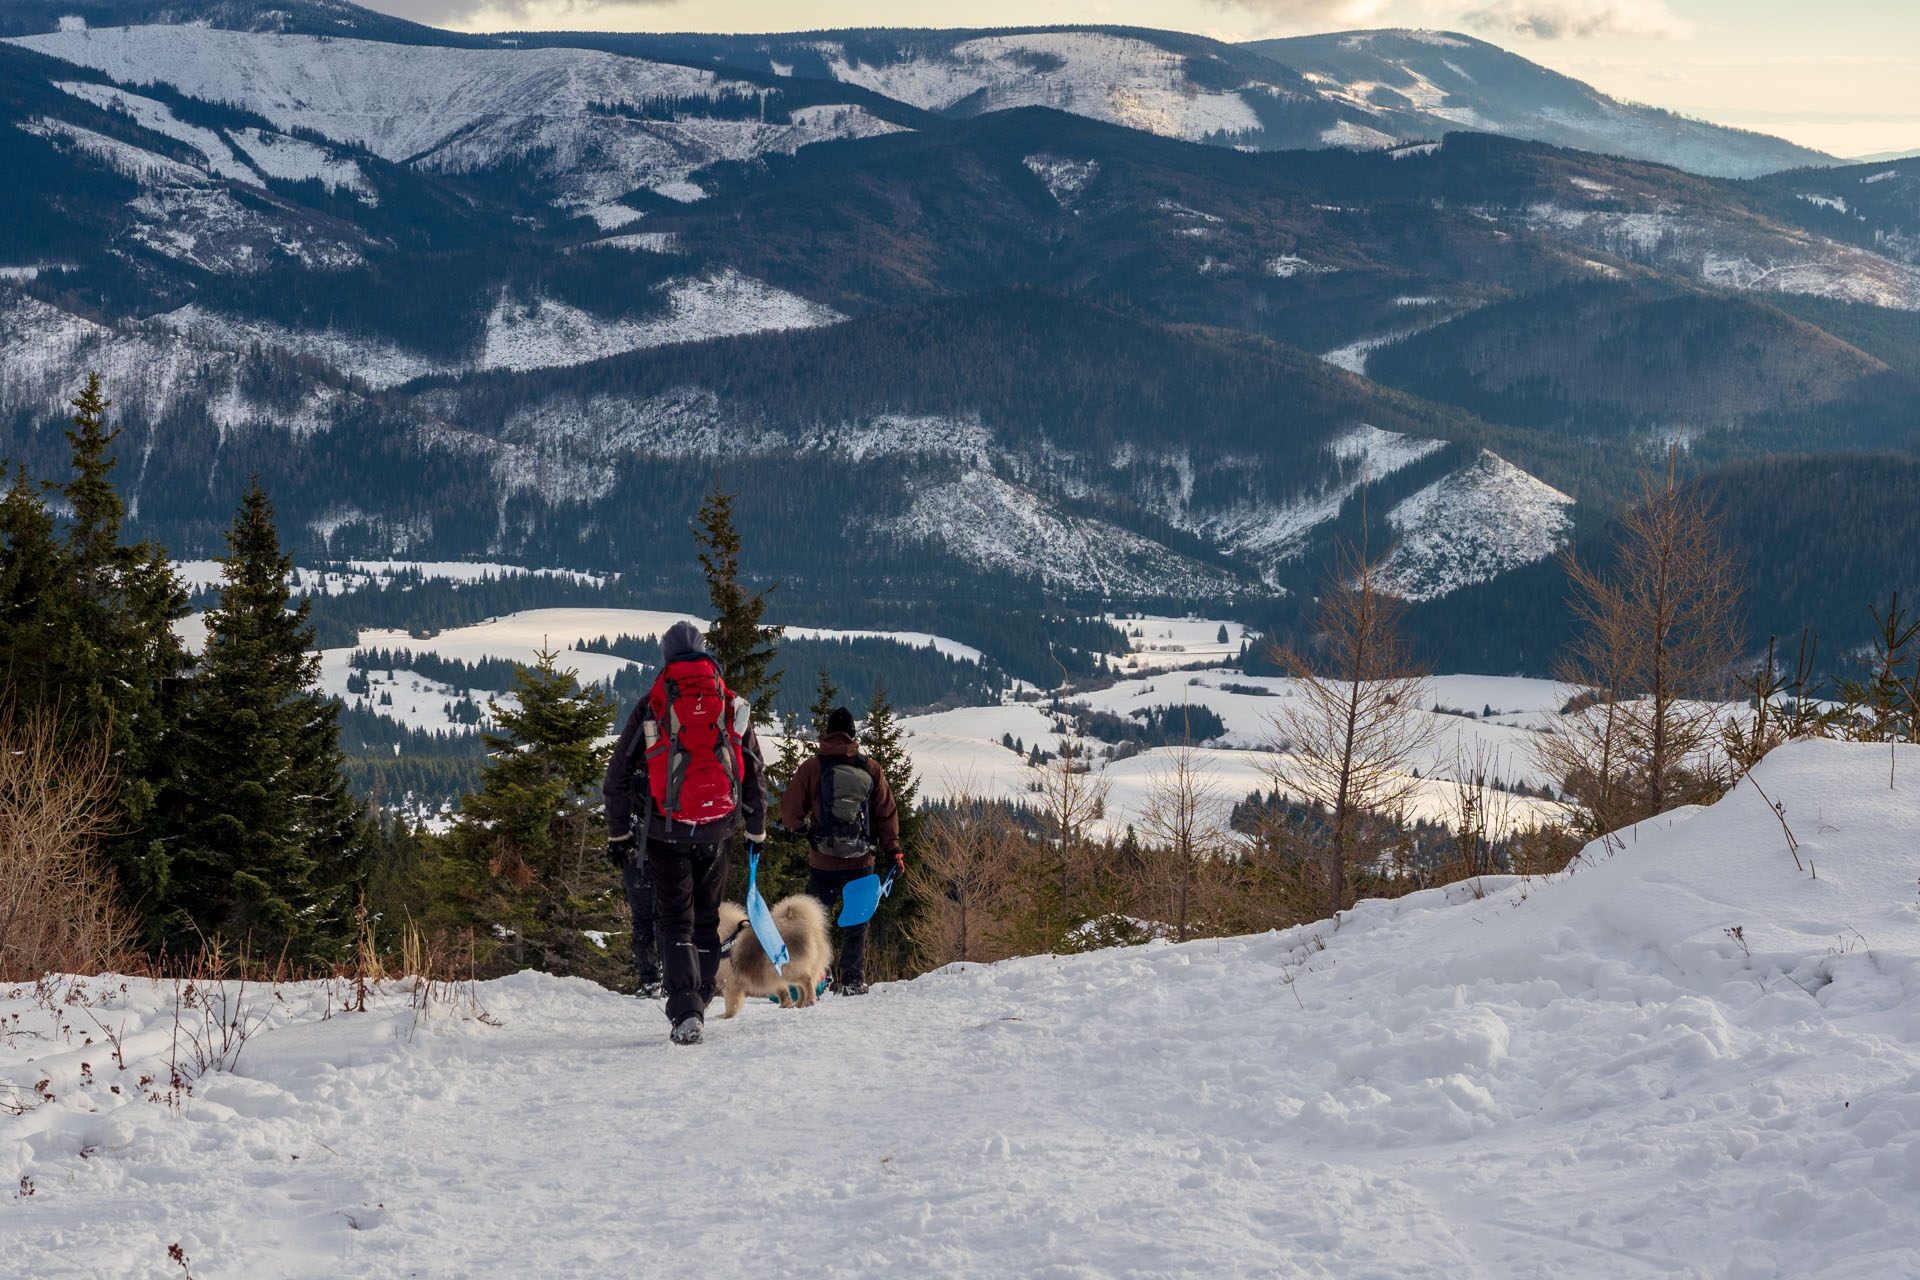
[
  {"left": 606, "top": 831, "right": 635, "bottom": 871},
  {"left": 744, "top": 829, "right": 766, "bottom": 846}
]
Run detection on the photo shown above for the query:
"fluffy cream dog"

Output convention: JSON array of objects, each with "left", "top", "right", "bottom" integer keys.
[{"left": 715, "top": 893, "right": 831, "bottom": 1019}]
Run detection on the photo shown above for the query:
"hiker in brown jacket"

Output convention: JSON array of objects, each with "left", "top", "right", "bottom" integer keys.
[{"left": 779, "top": 707, "right": 901, "bottom": 995}]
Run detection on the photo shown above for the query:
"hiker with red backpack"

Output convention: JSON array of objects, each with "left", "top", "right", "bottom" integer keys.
[
  {"left": 779, "top": 706, "right": 902, "bottom": 996},
  {"left": 604, "top": 620, "right": 768, "bottom": 1045}
]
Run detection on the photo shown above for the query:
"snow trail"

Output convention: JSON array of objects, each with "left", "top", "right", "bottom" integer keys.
[{"left": 5, "top": 740, "right": 1918, "bottom": 1276}]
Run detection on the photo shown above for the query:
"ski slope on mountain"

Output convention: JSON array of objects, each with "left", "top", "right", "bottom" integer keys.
[{"left": 5, "top": 741, "right": 1918, "bottom": 1277}]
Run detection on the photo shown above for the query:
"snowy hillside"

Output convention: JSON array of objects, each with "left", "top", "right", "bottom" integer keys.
[
  {"left": 0, "top": 291, "right": 355, "bottom": 434},
  {"left": 6, "top": 25, "right": 907, "bottom": 213},
  {"left": 1511, "top": 191, "right": 1920, "bottom": 312},
  {"left": 1243, "top": 28, "right": 1832, "bottom": 179},
  {"left": 161, "top": 270, "right": 845, "bottom": 391},
  {"left": 14, "top": 108, "right": 373, "bottom": 273},
  {"left": 823, "top": 31, "right": 1261, "bottom": 143},
  {"left": 7, "top": 740, "right": 1917, "bottom": 1276},
  {"left": 1384, "top": 451, "right": 1574, "bottom": 601}
]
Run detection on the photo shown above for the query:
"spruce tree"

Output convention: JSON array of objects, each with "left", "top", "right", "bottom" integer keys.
[
  {"left": 63, "top": 375, "right": 124, "bottom": 606},
  {"left": 809, "top": 666, "right": 841, "bottom": 744},
  {"left": 0, "top": 467, "right": 67, "bottom": 704},
  {"left": 436, "top": 648, "right": 615, "bottom": 972},
  {"left": 769, "top": 708, "right": 806, "bottom": 796},
  {"left": 17, "top": 377, "right": 191, "bottom": 925},
  {"left": 694, "top": 482, "right": 783, "bottom": 722},
  {"left": 861, "top": 682, "right": 921, "bottom": 854},
  {"left": 861, "top": 681, "right": 923, "bottom": 979},
  {"left": 161, "top": 480, "right": 361, "bottom": 963}
]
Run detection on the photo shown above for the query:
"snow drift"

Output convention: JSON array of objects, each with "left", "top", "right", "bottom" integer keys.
[{"left": 3, "top": 739, "right": 1917, "bottom": 1276}]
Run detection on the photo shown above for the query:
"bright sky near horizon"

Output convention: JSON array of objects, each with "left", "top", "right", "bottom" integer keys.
[{"left": 356, "top": 0, "right": 1919, "bottom": 158}]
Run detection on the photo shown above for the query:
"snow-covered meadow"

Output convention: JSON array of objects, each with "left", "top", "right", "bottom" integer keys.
[
  {"left": 6, "top": 740, "right": 1917, "bottom": 1277},
  {"left": 278, "top": 598, "right": 1567, "bottom": 836}
]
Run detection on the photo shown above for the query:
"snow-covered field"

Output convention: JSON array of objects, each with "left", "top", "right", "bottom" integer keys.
[
  {"left": 281, "top": 601, "right": 1567, "bottom": 830},
  {"left": 902, "top": 668, "right": 1566, "bottom": 838},
  {"left": 307, "top": 606, "right": 996, "bottom": 734},
  {"left": 7, "top": 741, "right": 1917, "bottom": 1277},
  {"left": 1106, "top": 614, "right": 1251, "bottom": 672}
]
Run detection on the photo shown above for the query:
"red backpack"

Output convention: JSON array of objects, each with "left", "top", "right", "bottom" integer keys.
[{"left": 642, "top": 653, "right": 749, "bottom": 827}]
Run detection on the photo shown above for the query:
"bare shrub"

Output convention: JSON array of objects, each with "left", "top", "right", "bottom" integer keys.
[
  {"left": 164, "top": 945, "right": 272, "bottom": 1082},
  {"left": 1439, "top": 736, "right": 1518, "bottom": 881},
  {"left": 0, "top": 709, "right": 134, "bottom": 980}
]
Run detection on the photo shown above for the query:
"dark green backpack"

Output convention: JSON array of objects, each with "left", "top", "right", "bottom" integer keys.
[{"left": 813, "top": 753, "right": 876, "bottom": 859}]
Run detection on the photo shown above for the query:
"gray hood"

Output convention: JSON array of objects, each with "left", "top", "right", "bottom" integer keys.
[{"left": 662, "top": 620, "right": 706, "bottom": 662}]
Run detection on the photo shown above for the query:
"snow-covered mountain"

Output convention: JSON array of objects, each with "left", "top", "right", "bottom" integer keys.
[
  {"left": 6, "top": 22, "right": 910, "bottom": 223},
  {"left": 1243, "top": 28, "right": 1829, "bottom": 179},
  {"left": 2, "top": 0, "right": 1915, "bottom": 630},
  {"left": 490, "top": 22, "right": 1832, "bottom": 179},
  {"left": 7, "top": 740, "right": 1917, "bottom": 1275}
]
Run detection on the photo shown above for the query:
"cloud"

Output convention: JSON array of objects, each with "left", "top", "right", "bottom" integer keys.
[
  {"left": 358, "top": 0, "right": 673, "bottom": 32},
  {"left": 1456, "top": 0, "right": 1693, "bottom": 40},
  {"left": 1219, "top": 0, "right": 1393, "bottom": 26}
]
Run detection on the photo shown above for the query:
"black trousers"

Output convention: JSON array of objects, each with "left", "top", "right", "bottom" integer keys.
[
  {"left": 806, "top": 865, "right": 871, "bottom": 988},
  {"left": 620, "top": 852, "right": 657, "bottom": 980},
  {"left": 647, "top": 839, "right": 731, "bottom": 1023}
]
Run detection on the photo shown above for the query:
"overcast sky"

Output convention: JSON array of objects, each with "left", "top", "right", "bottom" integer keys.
[{"left": 358, "top": 0, "right": 1918, "bottom": 158}]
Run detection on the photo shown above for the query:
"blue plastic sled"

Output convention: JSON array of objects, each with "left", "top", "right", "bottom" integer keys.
[
  {"left": 837, "top": 870, "right": 897, "bottom": 927},
  {"left": 745, "top": 849, "right": 790, "bottom": 968}
]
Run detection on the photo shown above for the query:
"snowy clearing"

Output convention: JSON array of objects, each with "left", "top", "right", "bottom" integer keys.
[
  {"left": 160, "top": 269, "right": 843, "bottom": 389},
  {"left": 900, "top": 669, "right": 1566, "bottom": 838},
  {"left": 6, "top": 741, "right": 1917, "bottom": 1277}
]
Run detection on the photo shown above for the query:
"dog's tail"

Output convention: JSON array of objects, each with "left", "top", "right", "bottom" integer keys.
[{"left": 772, "top": 893, "right": 828, "bottom": 934}]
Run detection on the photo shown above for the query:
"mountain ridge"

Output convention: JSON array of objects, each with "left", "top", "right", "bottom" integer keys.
[
  {"left": 0, "top": 0, "right": 1915, "bottom": 665},
  {"left": 0, "top": 0, "right": 1834, "bottom": 178}
]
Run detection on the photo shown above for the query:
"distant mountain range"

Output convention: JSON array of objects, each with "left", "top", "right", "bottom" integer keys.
[{"left": 1, "top": 0, "right": 1916, "bottom": 664}]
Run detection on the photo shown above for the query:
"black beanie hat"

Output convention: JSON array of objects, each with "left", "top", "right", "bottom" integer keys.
[{"left": 826, "top": 707, "right": 856, "bottom": 737}]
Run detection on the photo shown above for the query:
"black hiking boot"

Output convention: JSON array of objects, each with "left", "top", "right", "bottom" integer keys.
[
  {"left": 838, "top": 981, "right": 869, "bottom": 997},
  {"left": 635, "top": 969, "right": 663, "bottom": 999},
  {"left": 670, "top": 1015, "right": 703, "bottom": 1045}
]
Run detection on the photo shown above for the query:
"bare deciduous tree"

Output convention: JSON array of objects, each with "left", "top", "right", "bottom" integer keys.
[
  {"left": 902, "top": 801, "right": 1021, "bottom": 968},
  {"left": 1136, "top": 725, "right": 1228, "bottom": 942},
  {"left": 1268, "top": 537, "right": 1434, "bottom": 918},
  {"left": 996, "top": 728, "right": 1118, "bottom": 955},
  {"left": 1543, "top": 453, "right": 1743, "bottom": 835}
]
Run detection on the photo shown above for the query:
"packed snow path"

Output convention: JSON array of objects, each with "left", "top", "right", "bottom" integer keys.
[{"left": 6, "top": 740, "right": 1920, "bottom": 1276}]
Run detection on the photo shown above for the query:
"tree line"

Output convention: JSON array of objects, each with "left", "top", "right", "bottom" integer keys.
[{"left": 0, "top": 377, "right": 934, "bottom": 988}]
